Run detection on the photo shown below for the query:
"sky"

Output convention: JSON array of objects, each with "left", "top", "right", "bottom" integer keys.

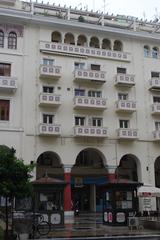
[{"left": 27, "top": 0, "right": 160, "bottom": 21}]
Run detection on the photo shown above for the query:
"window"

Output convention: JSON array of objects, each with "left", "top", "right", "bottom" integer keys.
[
  {"left": 92, "top": 118, "right": 102, "bottom": 127},
  {"left": 0, "top": 63, "right": 11, "bottom": 76},
  {"left": 91, "top": 64, "right": 100, "bottom": 71},
  {"left": 153, "top": 96, "right": 160, "bottom": 103},
  {"left": 119, "top": 119, "right": 129, "bottom": 128},
  {"left": 8, "top": 32, "right": 17, "bottom": 49},
  {"left": 43, "top": 114, "right": 54, "bottom": 124},
  {"left": 43, "top": 86, "right": 54, "bottom": 93},
  {"left": 88, "top": 90, "right": 101, "bottom": 98},
  {"left": 144, "top": 45, "right": 150, "bottom": 57},
  {"left": 117, "top": 67, "right": 126, "bottom": 74},
  {"left": 155, "top": 122, "right": 160, "bottom": 130},
  {"left": 74, "top": 62, "right": 85, "bottom": 70},
  {"left": 0, "top": 31, "right": 4, "bottom": 48},
  {"left": 152, "top": 47, "right": 159, "bottom": 59},
  {"left": 43, "top": 59, "right": 54, "bottom": 66},
  {"left": 0, "top": 100, "right": 10, "bottom": 121},
  {"left": 75, "top": 116, "right": 85, "bottom": 126},
  {"left": 118, "top": 93, "right": 128, "bottom": 100},
  {"left": 151, "top": 71, "right": 160, "bottom": 78},
  {"left": 115, "top": 191, "right": 132, "bottom": 209},
  {"left": 74, "top": 89, "right": 85, "bottom": 96}
]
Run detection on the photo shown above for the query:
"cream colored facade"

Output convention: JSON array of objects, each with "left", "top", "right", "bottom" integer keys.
[{"left": 0, "top": 0, "right": 160, "bottom": 214}]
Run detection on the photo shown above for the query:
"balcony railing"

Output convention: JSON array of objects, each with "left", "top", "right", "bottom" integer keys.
[
  {"left": 39, "top": 93, "right": 61, "bottom": 107},
  {"left": 74, "top": 96, "right": 107, "bottom": 110},
  {"left": 39, "top": 65, "right": 62, "bottom": 79},
  {"left": 74, "top": 69, "right": 106, "bottom": 83},
  {"left": 115, "top": 74, "right": 135, "bottom": 86},
  {"left": 74, "top": 126, "right": 107, "bottom": 137},
  {"left": 38, "top": 123, "right": 61, "bottom": 136},
  {"left": 117, "top": 128, "right": 138, "bottom": 140},
  {"left": 116, "top": 100, "right": 136, "bottom": 112},
  {"left": 39, "top": 41, "right": 131, "bottom": 62},
  {"left": 151, "top": 103, "right": 160, "bottom": 114},
  {"left": 153, "top": 130, "right": 160, "bottom": 141},
  {"left": 149, "top": 78, "right": 160, "bottom": 90},
  {"left": 0, "top": 76, "right": 17, "bottom": 92}
]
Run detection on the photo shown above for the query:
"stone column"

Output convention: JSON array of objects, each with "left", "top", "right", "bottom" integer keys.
[{"left": 64, "top": 165, "right": 74, "bottom": 217}]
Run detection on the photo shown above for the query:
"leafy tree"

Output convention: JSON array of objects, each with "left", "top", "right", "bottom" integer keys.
[{"left": 0, "top": 145, "right": 34, "bottom": 239}]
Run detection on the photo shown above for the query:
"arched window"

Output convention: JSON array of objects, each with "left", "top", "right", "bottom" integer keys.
[
  {"left": 89, "top": 36, "right": 100, "bottom": 48},
  {"left": 8, "top": 32, "right": 17, "bottom": 49},
  {"left": 102, "top": 38, "right": 111, "bottom": 50},
  {"left": 113, "top": 40, "right": 123, "bottom": 51},
  {"left": 152, "top": 46, "right": 159, "bottom": 59},
  {"left": 144, "top": 45, "right": 150, "bottom": 57},
  {"left": 77, "top": 35, "right": 87, "bottom": 46},
  {"left": 0, "top": 30, "right": 4, "bottom": 48},
  {"left": 64, "top": 33, "right": 75, "bottom": 45},
  {"left": 51, "top": 31, "right": 61, "bottom": 43}
]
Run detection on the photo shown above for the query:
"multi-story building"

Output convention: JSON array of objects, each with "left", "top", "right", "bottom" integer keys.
[{"left": 0, "top": 0, "right": 160, "bottom": 219}]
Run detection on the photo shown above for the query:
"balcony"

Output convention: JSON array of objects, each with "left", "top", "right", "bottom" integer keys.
[
  {"left": 116, "top": 100, "right": 136, "bottom": 113},
  {"left": 40, "top": 41, "right": 131, "bottom": 62},
  {"left": 149, "top": 78, "right": 160, "bottom": 90},
  {"left": 39, "top": 65, "right": 62, "bottom": 79},
  {"left": 74, "top": 69, "right": 106, "bottom": 83},
  {"left": 0, "top": 76, "right": 17, "bottom": 92},
  {"left": 153, "top": 130, "right": 160, "bottom": 141},
  {"left": 74, "top": 126, "right": 107, "bottom": 138},
  {"left": 0, "top": 0, "right": 16, "bottom": 4},
  {"left": 39, "top": 93, "right": 61, "bottom": 107},
  {"left": 115, "top": 74, "right": 135, "bottom": 87},
  {"left": 151, "top": 103, "right": 160, "bottom": 115},
  {"left": 38, "top": 123, "right": 61, "bottom": 136},
  {"left": 117, "top": 128, "right": 138, "bottom": 140},
  {"left": 74, "top": 96, "right": 107, "bottom": 110}
]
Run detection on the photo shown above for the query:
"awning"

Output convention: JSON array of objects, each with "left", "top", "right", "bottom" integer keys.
[{"left": 137, "top": 184, "right": 160, "bottom": 197}]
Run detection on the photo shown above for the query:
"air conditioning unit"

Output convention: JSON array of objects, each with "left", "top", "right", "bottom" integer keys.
[{"left": 128, "top": 217, "right": 139, "bottom": 227}]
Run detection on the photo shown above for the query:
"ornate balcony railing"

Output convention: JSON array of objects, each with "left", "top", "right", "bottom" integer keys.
[
  {"left": 39, "top": 41, "right": 131, "bottom": 62},
  {"left": 151, "top": 103, "right": 160, "bottom": 114},
  {"left": 39, "top": 65, "right": 62, "bottom": 79},
  {"left": 0, "top": 76, "right": 17, "bottom": 92},
  {"left": 74, "top": 126, "right": 107, "bottom": 137},
  {"left": 39, "top": 93, "right": 61, "bottom": 107},
  {"left": 153, "top": 130, "right": 160, "bottom": 141},
  {"left": 74, "top": 96, "right": 107, "bottom": 110},
  {"left": 117, "top": 128, "right": 138, "bottom": 139},
  {"left": 38, "top": 123, "right": 61, "bottom": 136},
  {"left": 74, "top": 69, "right": 106, "bottom": 83},
  {"left": 115, "top": 74, "right": 135, "bottom": 86},
  {"left": 149, "top": 78, "right": 160, "bottom": 90},
  {"left": 116, "top": 100, "right": 136, "bottom": 112}
]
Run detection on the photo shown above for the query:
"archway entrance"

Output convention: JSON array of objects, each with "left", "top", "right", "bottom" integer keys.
[{"left": 71, "top": 148, "right": 108, "bottom": 212}]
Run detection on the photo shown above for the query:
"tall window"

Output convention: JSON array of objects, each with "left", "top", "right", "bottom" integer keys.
[
  {"left": 144, "top": 45, "right": 150, "bottom": 57},
  {"left": 92, "top": 118, "right": 102, "bottom": 127},
  {"left": 0, "top": 63, "right": 11, "bottom": 76},
  {"left": 118, "top": 93, "right": 128, "bottom": 100},
  {"left": 43, "top": 86, "right": 54, "bottom": 93},
  {"left": 0, "top": 31, "right": 4, "bottom": 48},
  {"left": 75, "top": 116, "right": 85, "bottom": 126},
  {"left": 43, "top": 59, "right": 54, "bottom": 66},
  {"left": 155, "top": 122, "right": 160, "bottom": 130},
  {"left": 153, "top": 96, "right": 160, "bottom": 103},
  {"left": 8, "top": 32, "right": 17, "bottom": 49},
  {"left": 43, "top": 114, "right": 54, "bottom": 124},
  {"left": 152, "top": 47, "right": 159, "bottom": 59},
  {"left": 88, "top": 90, "right": 101, "bottom": 98},
  {"left": 0, "top": 100, "right": 10, "bottom": 121},
  {"left": 74, "top": 89, "right": 85, "bottom": 96},
  {"left": 119, "top": 119, "right": 129, "bottom": 128}
]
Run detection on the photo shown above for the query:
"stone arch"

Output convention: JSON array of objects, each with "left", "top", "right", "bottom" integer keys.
[
  {"left": 89, "top": 36, "right": 100, "bottom": 48},
  {"left": 51, "top": 31, "right": 62, "bottom": 43},
  {"left": 155, "top": 156, "right": 160, "bottom": 187},
  {"left": 77, "top": 34, "right": 87, "bottom": 46},
  {"left": 36, "top": 151, "right": 64, "bottom": 179},
  {"left": 102, "top": 38, "right": 111, "bottom": 50},
  {"left": 116, "top": 154, "right": 141, "bottom": 182},
  {"left": 64, "top": 32, "right": 75, "bottom": 45},
  {"left": 113, "top": 40, "right": 123, "bottom": 51}
]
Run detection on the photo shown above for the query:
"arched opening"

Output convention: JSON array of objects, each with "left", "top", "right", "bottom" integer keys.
[
  {"left": 155, "top": 156, "right": 160, "bottom": 188},
  {"left": 144, "top": 45, "right": 150, "bottom": 57},
  {"left": 64, "top": 32, "right": 75, "bottom": 45},
  {"left": 8, "top": 31, "right": 17, "bottom": 49},
  {"left": 89, "top": 36, "right": 100, "bottom": 48},
  {"left": 51, "top": 31, "right": 62, "bottom": 43},
  {"left": 116, "top": 154, "right": 139, "bottom": 182},
  {"left": 102, "top": 38, "right": 111, "bottom": 50},
  {"left": 36, "top": 151, "right": 63, "bottom": 179},
  {"left": 0, "top": 30, "right": 4, "bottom": 48},
  {"left": 71, "top": 148, "right": 107, "bottom": 212},
  {"left": 152, "top": 46, "right": 159, "bottom": 59},
  {"left": 77, "top": 34, "right": 87, "bottom": 46},
  {"left": 113, "top": 40, "right": 123, "bottom": 51}
]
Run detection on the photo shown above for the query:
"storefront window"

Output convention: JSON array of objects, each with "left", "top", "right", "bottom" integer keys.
[
  {"left": 115, "top": 191, "right": 132, "bottom": 209},
  {"left": 38, "top": 192, "right": 62, "bottom": 211},
  {"left": 105, "top": 192, "right": 112, "bottom": 209}
]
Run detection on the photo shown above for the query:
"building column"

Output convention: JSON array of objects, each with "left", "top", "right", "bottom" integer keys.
[
  {"left": 107, "top": 165, "right": 116, "bottom": 181},
  {"left": 64, "top": 165, "right": 74, "bottom": 217}
]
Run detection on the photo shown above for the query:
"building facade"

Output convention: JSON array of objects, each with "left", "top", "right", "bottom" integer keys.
[{"left": 0, "top": 0, "right": 160, "bottom": 216}]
